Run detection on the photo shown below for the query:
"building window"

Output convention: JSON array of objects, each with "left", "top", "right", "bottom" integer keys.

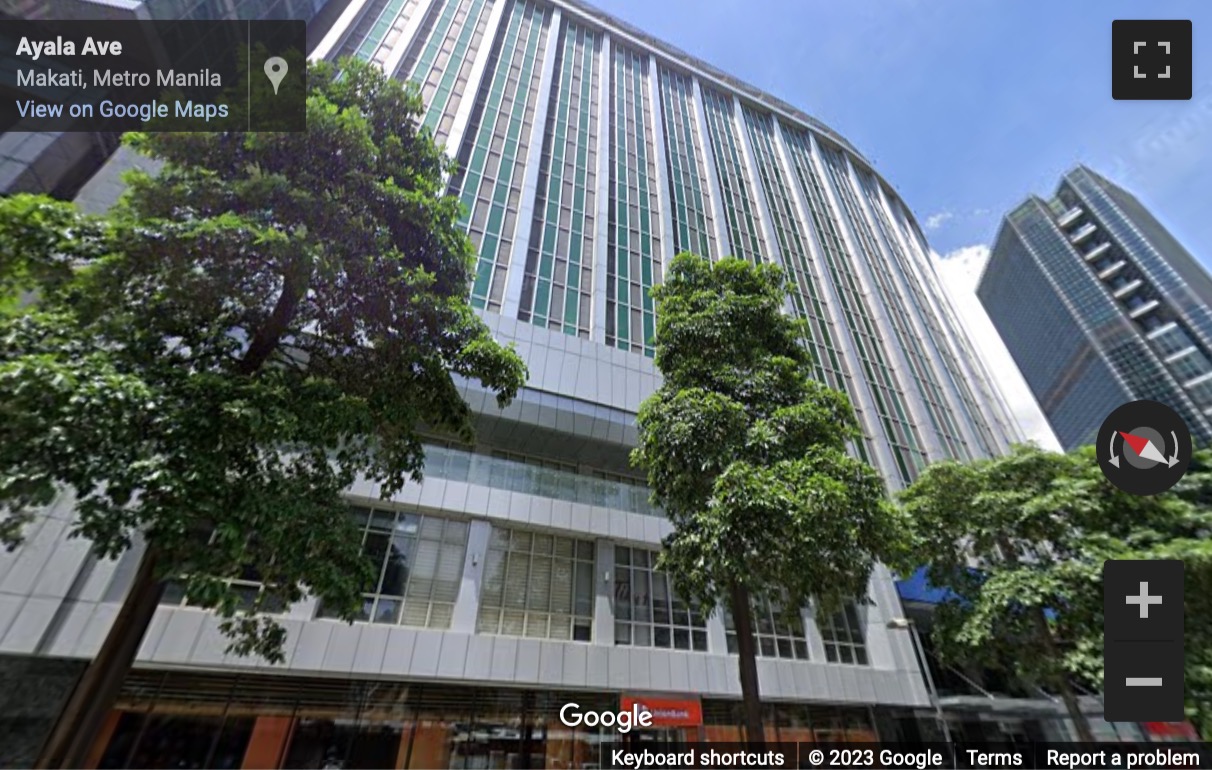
[
  {"left": 613, "top": 546, "right": 708, "bottom": 652},
  {"left": 490, "top": 448, "right": 578, "bottom": 474},
  {"left": 724, "top": 593, "right": 809, "bottom": 660},
  {"left": 160, "top": 566, "right": 288, "bottom": 614},
  {"left": 819, "top": 603, "right": 869, "bottom": 665},
  {"left": 316, "top": 507, "right": 468, "bottom": 629},
  {"left": 477, "top": 526, "right": 594, "bottom": 641}
]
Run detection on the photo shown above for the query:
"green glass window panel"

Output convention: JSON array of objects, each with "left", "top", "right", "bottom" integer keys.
[
  {"left": 472, "top": 260, "right": 493, "bottom": 298},
  {"left": 564, "top": 293, "right": 579, "bottom": 326},
  {"left": 481, "top": 233, "right": 499, "bottom": 260},
  {"left": 486, "top": 205, "right": 504, "bottom": 235},
  {"left": 535, "top": 279, "right": 551, "bottom": 316}
]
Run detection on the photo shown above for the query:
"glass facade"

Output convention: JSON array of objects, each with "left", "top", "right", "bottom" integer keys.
[
  {"left": 337, "top": 0, "right": 424, "bottom": 68},
  {"left": 612, "top": 546, "right": 708, "bottom": 652},
  {"left": 723, "top": 593, "right": 809, "bottom": 661},
  {"left": 316, "top": 508, "right": 469, "bottom": 629},
  {"left": 451, "top": 0, "right": 551, "bottom": 312},
  {"left": 741, "top": 109, "right": 849, "bottom": 397},
  {"left": 819, "top": 603, "right": 869, "bottom": 666},
  {"left": 517, "top": 20, "right": 599, "bottom": 337},
  {"left": 798, "top": 139, "right": 927, "bottom": 483},
  {"left": 657, "top": 67, "right": 716, "bottom": 260},
  {"left": 319, "top": 0, "right": 1012, "bottom": 486},
  {"left": 699, "top": 88, "right": 766, "bottom": 265},
  {"left": 981, "top": 167, "right": 1212, "bottom": 448},
  {"left": 89, "top": 670, "right": 882, "bottom": 770},
  {"left": 476, "top": 525, "right": 595, "bottom": 641},
  {"left": 405, "top": 0, "right": 497, "bottom": 143},
  {"left": 605, "top": 45, "right": 662, "bottom": 356}
]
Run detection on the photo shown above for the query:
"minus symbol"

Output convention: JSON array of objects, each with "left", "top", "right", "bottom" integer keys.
[{"left": 1125, "top": 677, "right": 1163, "bottom": 687}]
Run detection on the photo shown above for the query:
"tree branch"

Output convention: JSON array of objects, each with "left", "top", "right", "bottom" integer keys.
[{"left": 237, "top": 261, "right": 309, "bottom": 376}]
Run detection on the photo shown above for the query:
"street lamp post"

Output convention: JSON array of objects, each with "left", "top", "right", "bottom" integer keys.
[{"left": 889, "top": 617, "right": 954, "bottom": 744}]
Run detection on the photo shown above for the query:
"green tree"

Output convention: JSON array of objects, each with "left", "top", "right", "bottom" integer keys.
[
  {"left": 901, "top": 443, "right": 1212, "bottom": 742},
  {"left": 0, "top": 58, "right": 526, "bottom": 768},
  {"left": 631, "top": 253, "right": 911, "bottom": 746}
]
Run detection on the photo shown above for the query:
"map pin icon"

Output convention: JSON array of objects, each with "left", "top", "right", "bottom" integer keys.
[{"left": 264, "top": 57, "right": 288, "bottom": 95}]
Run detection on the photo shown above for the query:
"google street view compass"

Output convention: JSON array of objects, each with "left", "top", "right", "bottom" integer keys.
[{"left": 1096, "top": 399, "right": 1192, "bottom": 495}]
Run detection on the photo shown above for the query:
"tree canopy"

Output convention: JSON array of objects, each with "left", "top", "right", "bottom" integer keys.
[
  {"left": 631, "top": 252, "right": 911, "bottom": 742},
  {"left": 901, "top": 442, "right": 1212, "bottom": 737},
  {"left": 0, "top": 57, "right": 527, "bottom": 660}
]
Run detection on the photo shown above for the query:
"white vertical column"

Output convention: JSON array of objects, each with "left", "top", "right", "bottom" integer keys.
[
  {"left": 691, "top": 79, "right": 730, "bottom": 259},
  {"left": 892, "top": 201, "right": 1022, "bottom": 451},
  {"left": 593, "top": 538, "right": 616, "bottom": 645},
  {"left": 501, "top": 8, "right": 562, "bottom": 317},
  {"left": 864, "top": 178, "right": 984, "bottom": 457},
  {"left": 646, "top": 56, "right": 676, "bottom": 272},
  {"left": 441, "top": 0, "right": 511, "bottom": 154},
  {"left": 591, "top": 34, "right": 613, "bottom": 343},
  {"left": 379, "top": 0, "right": 441, "bottom": 78},
  {"left": 822, "top": 149, "right": 943, "bottom": 464},
  {"left": 706, "top": 609, "right": 729, "bottom": 656},
  {"left": 807, "top": 133, "right": 919, "bottom": 489},
  {"left": 450, "top": 519, "right": 492, "bottom": 633},
  {"left": 771, "top": 120, "right": 901, "bottom": 482},
  {"left": 310, "top": 0, "right": 376, "bottom": 61},
  {"left": 731, "top": 95, "right": 781, "bottom": 269}
]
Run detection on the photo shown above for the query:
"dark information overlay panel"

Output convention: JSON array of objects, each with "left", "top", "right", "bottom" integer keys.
[
  {"left": 0, "top": 20, "right": 306, "bottom": 132},
  {"left": 596, "top": 743, "right": 1212, "bottom": 770}
]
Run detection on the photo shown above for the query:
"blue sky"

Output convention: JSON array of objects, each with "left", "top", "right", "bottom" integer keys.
[{"left": 594, "top": 0, "right": 1212, "bottom": 264}]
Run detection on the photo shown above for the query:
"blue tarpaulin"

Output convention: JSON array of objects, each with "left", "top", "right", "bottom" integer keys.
[{"left": 896, "top": 566, "right": 958, "bottom": 605}]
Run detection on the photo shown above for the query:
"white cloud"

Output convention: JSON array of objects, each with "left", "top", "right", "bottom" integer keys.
[
  {"left": 924, "top": 210, "right": 953, "bottom": 230},
  {"left": 931, "top": 245, "right": 1063, "bottom": 452}
]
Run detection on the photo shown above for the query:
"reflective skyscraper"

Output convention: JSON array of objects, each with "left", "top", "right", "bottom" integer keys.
[{"left": 980, "top": 166, "right": 1212, "bottom": 450}]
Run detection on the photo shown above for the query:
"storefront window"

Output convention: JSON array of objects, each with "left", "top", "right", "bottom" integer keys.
[
  {"left": 477, "top": 526, "right": 595, "bottom": 641},
  {"left": 91, "top": 671, "right": 884, "bottom": 769},
  {"left": 316, "top": 508, "right": 469, "bottom": 629},
  {"left": 98, "top": 712, "right": 253, "bottom": 769},
  {"left": 613, "top": 546, "right": 707, "bottom": 652}
]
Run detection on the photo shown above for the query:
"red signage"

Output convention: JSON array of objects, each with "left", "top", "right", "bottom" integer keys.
[
  {"left": 1144, "top": 721, "right": 1199, "bottom": 739},
  {"left": 620, "top": 695, "right": 703, "bottom": 727}
]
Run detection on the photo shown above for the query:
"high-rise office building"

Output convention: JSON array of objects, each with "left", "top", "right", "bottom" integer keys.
[
  {"left": 979, "top": 166, "right": 1212, "bottom": 451},
  {"left": 0, "top": 0, "right": 1043, "bottom": 766}
]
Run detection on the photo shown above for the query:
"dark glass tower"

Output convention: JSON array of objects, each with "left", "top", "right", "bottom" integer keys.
[{"left": 979, "top": 166, "right": 1212, "bottom": 450}]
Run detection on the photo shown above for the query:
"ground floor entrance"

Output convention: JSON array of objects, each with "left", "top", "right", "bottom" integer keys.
[{"left": 81, "top": 668, "right": 883, "bottom": 769}]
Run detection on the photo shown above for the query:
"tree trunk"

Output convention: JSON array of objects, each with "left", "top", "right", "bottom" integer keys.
[
  {"left": 35, "top": 547, "right": 166, "bottom": 768},
  {"left": 1032, "top": 607, "right": 1095, "bottom": 743},
  {"left": 997, "top": 535, "right": 1095, "bottom": 744},
  {"left": 729, "top": 582, "right": 766, "bottom": 749}
]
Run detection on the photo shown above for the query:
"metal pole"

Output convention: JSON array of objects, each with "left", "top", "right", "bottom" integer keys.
[{"left": 908, "top": 623, "right": 953, "bottom": 744}]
